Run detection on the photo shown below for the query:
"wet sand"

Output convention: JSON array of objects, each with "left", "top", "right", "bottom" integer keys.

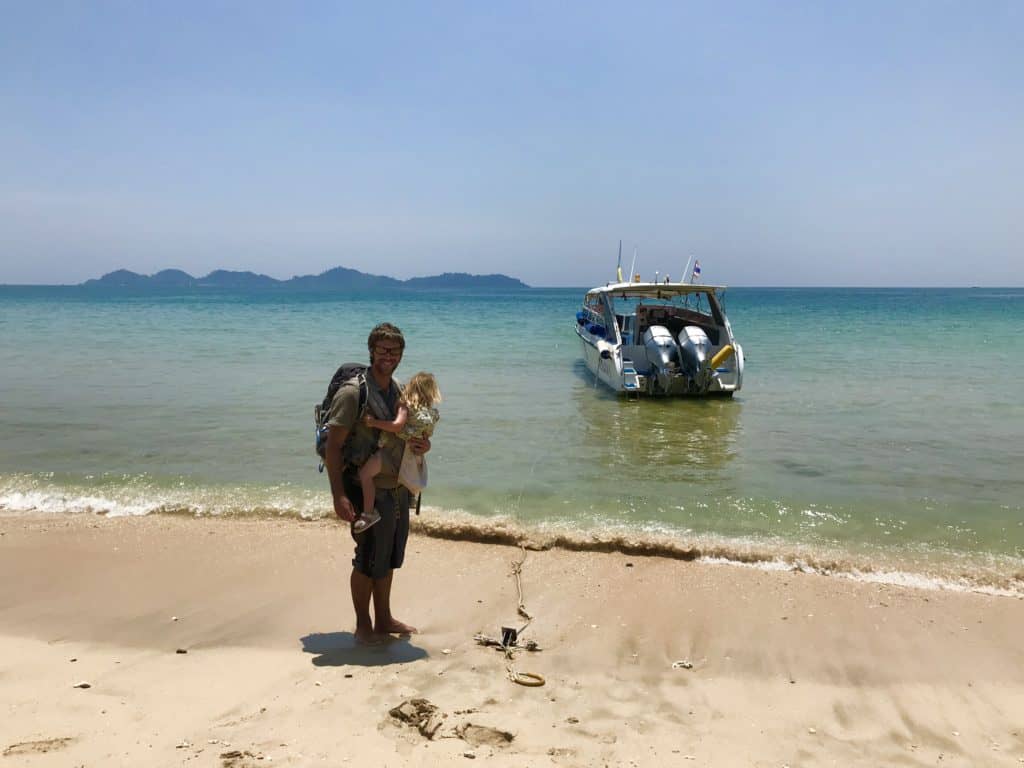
[{"left": 1, "top": 513, "right": 1022, "bottom": 767}]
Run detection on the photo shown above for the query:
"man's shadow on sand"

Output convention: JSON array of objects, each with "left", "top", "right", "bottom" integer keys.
[{"left": 301, "top": 631, "right": 428, "bottom": 667}]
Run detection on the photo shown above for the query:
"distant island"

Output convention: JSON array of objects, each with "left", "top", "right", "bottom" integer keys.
[{"left": 75, "top": 266, "right": 530, "bottom": 293}]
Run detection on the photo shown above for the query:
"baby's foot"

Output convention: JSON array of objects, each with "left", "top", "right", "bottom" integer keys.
[{"left": 353, "top": 509, "right": 381, "bottom": 534}]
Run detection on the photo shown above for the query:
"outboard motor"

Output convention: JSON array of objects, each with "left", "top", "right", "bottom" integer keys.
[
  {"left": 678, "top": 326, "right": 713, "bottom": 389},
  {"left": 643, "top": 325, "right": 680, "bottom": 393}
]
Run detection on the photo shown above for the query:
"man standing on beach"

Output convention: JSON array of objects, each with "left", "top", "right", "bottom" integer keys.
[{"left": 322, "top": 323, "right": 429, "bottom": 644}]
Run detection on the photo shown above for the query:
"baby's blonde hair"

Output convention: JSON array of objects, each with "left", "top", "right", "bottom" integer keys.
[{"left": 402, "top": 372, "right": 441, "bottom": 411}]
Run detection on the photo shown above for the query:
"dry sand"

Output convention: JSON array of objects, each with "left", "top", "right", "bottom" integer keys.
[{"left": 1, "top": 513, "right": 1022, "bottom": 767}]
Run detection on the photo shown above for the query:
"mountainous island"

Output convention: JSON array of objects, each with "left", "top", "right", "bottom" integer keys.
[{"left": 78, "top": 267, "right": 530, "bottom": 293}]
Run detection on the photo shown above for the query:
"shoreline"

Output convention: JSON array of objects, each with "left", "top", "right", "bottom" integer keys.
[
  {"left": 3, "top": 494, "right": 1023, "bottom": 598},
  {"left": 2, "top": 513, "right": 1023, "bottom": 766}
]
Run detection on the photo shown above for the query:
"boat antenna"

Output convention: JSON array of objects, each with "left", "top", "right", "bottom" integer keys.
[
  {"left": 616, "top": 240, "right": 623, "bottom": 283},
  {"left": 629, "top": 247, "right": 638, "bottom": 283},
  {"left": 682, "top": 255, "right": 693, "bottom": 285}
]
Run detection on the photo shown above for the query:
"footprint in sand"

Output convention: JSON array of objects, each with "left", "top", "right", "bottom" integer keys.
[{"left": 455, "top": 723, "right": 515, "bottom": 748}]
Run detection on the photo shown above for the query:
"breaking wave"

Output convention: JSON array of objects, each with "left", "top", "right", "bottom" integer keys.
[
  {"left": 3, "top": 473, "right": 1022, "bottom": 599},
  {"left": 407, "top": 511, "right": 1024, "bottom": 598}
]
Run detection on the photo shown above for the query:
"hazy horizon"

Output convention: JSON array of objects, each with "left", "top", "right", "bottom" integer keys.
[
  {"left": 2, "top": 3, "right": 1022, "bottom": 288},
  {"left": 8, "top": 264, "right": 1024, "bottom": 288}
]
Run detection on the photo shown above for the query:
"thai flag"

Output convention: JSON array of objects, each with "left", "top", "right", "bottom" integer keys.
[{"left": 691, "top": 260, "right": 702, "bottom": 283}]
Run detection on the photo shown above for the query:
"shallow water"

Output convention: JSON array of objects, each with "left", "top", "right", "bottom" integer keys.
[{"left": 2, "top": 286, "right": 1022, "bottom": 593}]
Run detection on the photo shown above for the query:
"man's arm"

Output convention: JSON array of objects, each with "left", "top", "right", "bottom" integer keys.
[
  {"left": 324, "top": 425, "right": 356, "bottom": 522},
  {"left": 364, "top": 404, "right": 409, "bottom": 434}
]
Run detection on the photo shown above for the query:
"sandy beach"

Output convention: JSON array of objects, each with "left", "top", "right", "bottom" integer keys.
[{"left": 1, "top": 513, "right": 1022, "bottom": 767}]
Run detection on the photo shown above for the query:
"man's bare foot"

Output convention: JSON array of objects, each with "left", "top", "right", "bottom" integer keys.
[
  {"left": 376, "top": 619, "right": 418, "bottom": 635},
  {"left": 354, "top": 627, "right": 389, "bottom": 646}
]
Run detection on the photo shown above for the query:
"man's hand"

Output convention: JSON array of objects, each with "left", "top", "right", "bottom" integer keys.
[
  {"left": 334, "top": 495, "right": 356, "bottom": 522},
  {"left": 407, "top": 436, "right": 431, "bottom": 455}
]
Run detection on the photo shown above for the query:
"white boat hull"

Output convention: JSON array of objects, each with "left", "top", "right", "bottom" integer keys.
[
  {"left": 578, "top": 330, "right": 634, "bottom": 393},
  {"left": 576, "top": 327, "right": 743, "bottom": 397},
  {"left": 575, "top": 280, "right": 744, "bottom": 398},
  {"left": 577, "top": 301, "right": 745, "bottom": 397}
]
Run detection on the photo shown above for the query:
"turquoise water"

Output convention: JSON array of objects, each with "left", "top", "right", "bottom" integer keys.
[{"left": 2, "top": 287, "right": 1022, "bottom": 593}]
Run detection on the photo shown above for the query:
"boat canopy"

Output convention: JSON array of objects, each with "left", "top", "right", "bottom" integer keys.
[{"left": 584, "top": 282, "right": 726, "bottom": 301}]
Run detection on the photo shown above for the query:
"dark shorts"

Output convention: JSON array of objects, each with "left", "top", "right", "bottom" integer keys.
[{"left": 343, "top": 469, "right": 410, "bottom": 579}]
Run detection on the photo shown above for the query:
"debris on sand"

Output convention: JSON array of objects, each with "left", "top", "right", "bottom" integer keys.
[
  {"left": 3, "top": 738, "right": 75, "bottom": 756},
  {"left": 388, "top": 699, "right": 515, "bottom": 746},
  {"left": 389, "top": 698, "right": 445, "bottom": 740},
  {"left": 219, "top": 749, "right": 262, "bottom": 766},
  {"left": 474, "top": 633, "right": 541, "bottom": 652}
]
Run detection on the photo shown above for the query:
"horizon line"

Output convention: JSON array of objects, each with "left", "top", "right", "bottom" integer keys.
[{"left": 1, "top": 282, "right": 1021, "bottom": 290}]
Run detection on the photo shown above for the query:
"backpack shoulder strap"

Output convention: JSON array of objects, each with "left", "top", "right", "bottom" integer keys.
[{"left": 356, "top": 373, "right": 368, "bottom": 417}]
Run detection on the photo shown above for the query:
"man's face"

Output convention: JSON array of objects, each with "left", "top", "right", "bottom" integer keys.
[{"left": 371, "top": 342, "right": 403, "bottom": 377}]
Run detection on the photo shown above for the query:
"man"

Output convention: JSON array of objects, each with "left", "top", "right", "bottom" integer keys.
[{"left": 323, "top": 322, "right": 429, "bottom": 644}]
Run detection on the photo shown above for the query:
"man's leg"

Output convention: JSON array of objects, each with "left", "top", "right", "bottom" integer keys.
[
  {"left": 372, "top": 569, "right": 417, "bottom": 635},
  {"left": 351, "top": 569, "right": 384, "bottom": 644},
  {"left": 344, "top": 467, "right": 385, "bottom": 644}
]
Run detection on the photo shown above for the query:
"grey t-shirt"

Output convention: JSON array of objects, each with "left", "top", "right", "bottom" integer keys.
[{"left": 326, "top": 374, "right": 403, "bottom": 489}]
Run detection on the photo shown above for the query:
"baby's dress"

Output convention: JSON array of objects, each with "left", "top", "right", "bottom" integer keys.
[
  {"left": 400, "top": 407, "right": 440, "bottom": 441},
  {"left": 396, "top": 407, "right": 438, "bottom": 493},
  {"left": 376, "top": 407, "right": 439, "bottom": 478}
]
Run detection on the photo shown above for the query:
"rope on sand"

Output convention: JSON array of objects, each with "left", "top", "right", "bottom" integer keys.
[
  {"left": 474, "top": 545, "right": 546, "bottom": 687},
  {"left": 505, "top": 546, "right": 544, "bottom": 686},
  {"left": 511, "top": 545, "right": 533, "bottom": 626}
]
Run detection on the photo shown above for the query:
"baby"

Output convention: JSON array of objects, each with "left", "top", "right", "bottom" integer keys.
[{"left": 353, "top": 371, "right": 441, "bottom": 534}]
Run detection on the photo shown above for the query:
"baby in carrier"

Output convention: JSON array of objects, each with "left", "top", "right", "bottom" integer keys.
[{"left": 353, "top": 371, "right": 441, "bottom": 534}]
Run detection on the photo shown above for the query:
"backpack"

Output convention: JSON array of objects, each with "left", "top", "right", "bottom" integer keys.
[
  {"left": 314, "top": 364, "right": 424, "bottom": 515},
  {"left": 314, "top": 363, "right": 368, "bottom": 472}
]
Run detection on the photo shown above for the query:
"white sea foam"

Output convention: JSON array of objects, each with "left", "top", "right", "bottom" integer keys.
[
  {"left": 3, "top": 478, "right": 1022, "bottom": 599},
  {"left": 0, "top": 489, "right": 163, "bottom": 517},
  {"left": 0, "top": 474, "right": 330, "bottom": 521}
]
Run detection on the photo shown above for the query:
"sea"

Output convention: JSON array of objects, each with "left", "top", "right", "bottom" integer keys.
[{"left": 1, "top": 286, "right": 1022, "bottom": 596}]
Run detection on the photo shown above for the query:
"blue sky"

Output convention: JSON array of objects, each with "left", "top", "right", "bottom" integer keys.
[{"left": 1, "top": 2, "right": 1021, "bottom": 286}]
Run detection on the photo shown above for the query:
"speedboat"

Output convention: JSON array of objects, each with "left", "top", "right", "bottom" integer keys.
[{"left": 575, "top": 281, "right": 744, "bottom": 397}]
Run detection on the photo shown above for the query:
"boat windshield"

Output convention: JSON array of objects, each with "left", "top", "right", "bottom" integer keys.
[{"left": 609, "top": 291, "right": 717, "bottom": 318}]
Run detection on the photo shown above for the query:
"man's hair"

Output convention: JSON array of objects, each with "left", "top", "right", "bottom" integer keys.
[{"left": 367, "top": 322, "right": 405, "bottom": 359}]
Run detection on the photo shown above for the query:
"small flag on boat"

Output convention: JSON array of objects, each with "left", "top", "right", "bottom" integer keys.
[{"left": 691, "top": 260, "right": 702, "bottom": 283}]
